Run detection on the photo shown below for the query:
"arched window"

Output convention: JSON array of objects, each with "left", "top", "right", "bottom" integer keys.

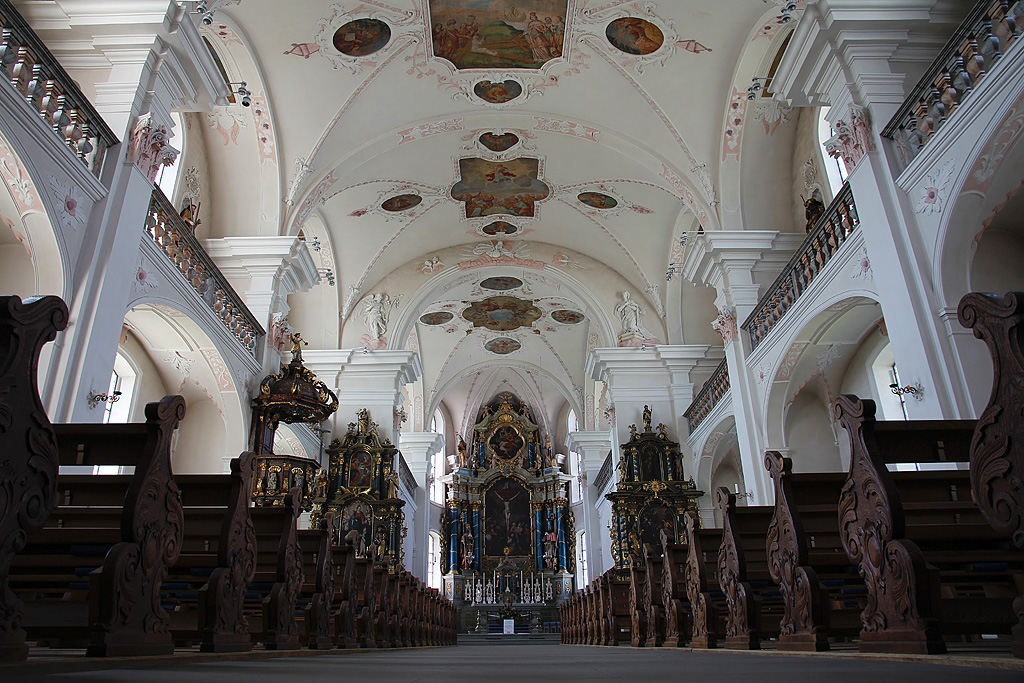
[
  {"left": 156, "top": 112, "right": 184, "bottom": 200},
  {"left": 574, "top": 529, "right": 587, "bottom": 589},
  {"left": 430, "top": 408, "right": 444, "bottom": 435},
  {"left": 427, "top": 532, "right": 442, "bottom": 589},
  {"left": 103, "top": 350, "right": 137, "bottom": 425},
  {"left": 430, "top": 449, "right": 447, "bottom": 504},
  {"left": 870, "top": 343, "right": 908, "bottom": 422},
  {"left": 818, "top": 107, "right": 848, "bottom": 195},
  {"left": 566, "top": 408, "right": 578, "bottom": 435}
]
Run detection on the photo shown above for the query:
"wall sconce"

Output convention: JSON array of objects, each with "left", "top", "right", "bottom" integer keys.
[
  {"left": 195, "top": 1, "right": 215, "bottom": 25},
  {"left": 747, "top": 76, "right": 768, "bottom": 101},
  {"left": 762, "top": 0, "right": 798, "bottom": 24},
  {"left": 227, "top": 81, "right": 251, "bottom": 107},
  {"left": 87, "top": 390, "right": 122, "bottom": 410},
  {"left": 733, "top": 483, "right": 753, "bottom": 500},
  {"left": 890, "top": 382, "right": 924, "bottom": 400},
  {"left": 318, "top": 267, "right": 335, "bottom": 286}
]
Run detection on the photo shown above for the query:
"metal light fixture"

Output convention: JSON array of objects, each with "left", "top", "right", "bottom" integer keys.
[
  {"left": 318, "top": 267, "right": 335, "bottom": 286},
  {"left": 87, "top": 390, "right": 122, "bottom": 409},
  {"left": 195, "top": 0, "right": 215, "bottom": 25},
  {"left": 747, "top": 76, "right": 768, "bottom": 100},
  {"left": 733, "top": 483, "right": 754, "bottom": 500},
  {"left": 890, "top": 382, "right": 924, "bottom": 399},
  {"left": 227, "top": 81, "right": 251, "bottom": 107}
]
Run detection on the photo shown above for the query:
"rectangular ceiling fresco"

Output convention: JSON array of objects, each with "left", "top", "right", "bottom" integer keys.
[{"left": 429, "top": 0, "right": 569, "bottom": 69}]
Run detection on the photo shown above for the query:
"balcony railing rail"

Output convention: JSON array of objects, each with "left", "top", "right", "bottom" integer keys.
[
  {"left": 399, "top": 451, "right": 418, "bottom": 493},
  {"left": 594, "top": 452, "right": 612, "bottom": 493},
  {"left": 684, "top": 358, "right": 730, "bottom": 433},
  {"left": 0, "top": 0, "right": 118, "bottom": 178},
  {"left": 145, "top": 188, "right": 263, "bottom": 358},
  {"left": 882, "top": 0, "right": 1024, "bottom": 170},
  {"left": 741, "top": 182, "right": 860, "bottom": 352}
]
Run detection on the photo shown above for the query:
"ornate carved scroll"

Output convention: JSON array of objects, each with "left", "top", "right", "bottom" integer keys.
[
  {"left": 263, "top": 488, "right": 304, "bottom": 650},
  {"left": 199, "top": 451, "right": 258, "bottom": 653},
  {"left": 628, "top": 556, "right": 648, "bottom": 646},
  {"left": 335, "top": 541, "right": 359, "bottom": 648},
  {"left": 958, "top": 291, "right": 1024, "bottom": 658},
  {"left": 834, "top": 396, "right": 945, "bottom": 655},
  {"left": 717, "top": 487, "right": 760, "bottom": 650},
  {"left": 305, "top": 512, "right": 335, "bottom": 649},
  {"left": 661, "top": 533, "right": 687, "bottom": 647},
  {"left": 764, "top": 450, "right": 829, "bottom": 651},
  {"left": 0, "top": 295, "right": 68, "bottom": 662},
  {"left": 683, "top": 512, "right": 716, "bottom": 648},
  {"left": 642, "top": 543, "right": 664, "bottom": 647},
  {"left": 88, "top": 395, "right": 186, "bottom": 657}
]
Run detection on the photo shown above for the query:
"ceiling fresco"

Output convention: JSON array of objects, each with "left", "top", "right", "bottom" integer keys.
[
  {"left": 420, "top": 311, "right": 455, "bottom": 325},
  {"left": 479, "top": 132, "right": 521, "bottom": 152},
  {"left": 381, "top": 193, "right": 423, "bottom": 212},
  {"left": 578, "top": 192, "right": 618, "bottom": 209},
  {"left": 429, "top": 0, "right": 569, "bottom": 70},
  {"left": 551, "top": 309, "right": 585, "bottom": 324},
  {"left": 462, "top": 295, "right": 542, "bottom": 331},
  {"left": 484, "top": 337, "right": 522, "bottom": 355},
  {"left": 481, "top": 220, "right": 519, "bottom": 235},
  {"left": 480, "top": 276, "right": 524, "bottom": 291},
  {"left": 333, "top": 18, "right": 391, "bottom": 57},
  {"left": 473, "top": 79, "right": 523, "bottom": 103},
  {"left": 451, "top": 158, "right": 550, "bottom": 218},
  {"left": 605, "top": 17, "right": 665, "bottom": 56}
]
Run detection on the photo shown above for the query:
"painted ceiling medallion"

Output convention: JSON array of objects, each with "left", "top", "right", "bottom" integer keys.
[
  {"left": 463, "top": 295, "right": 541, "bottom": 332},
  {"left": 429, "top": 0, "right": 568, "bottom": 70},
  {"left": 451, "top": 158, "right": 550, "bottom": 218},
  {"left": 484, "top": 337, "right": 522, "bottom": 355},
  {"left": 420, "top": 311, "right": 454, "bottom": 325},
  {"left": 474, "top": 79, "right": 523, "bottom": 104},
  {"left": 333, "top": 19, "right": 391, "bottom": 57},
  {"left": 480, "top": 276, "right": 524, "bottom": 291},
  {"left": 578, "top": 192, "right": 618, "bottom": 209},
  {"left": 606, "top": 17, "right": 665, "bottom": 56},
  {"left": 482, "top": 220, "right": 519, "bottom": 236},
  {"left": 551, "top": 309, "right": 585, "bottom": 324},
  {"left": 479, "top": 132, "right": 520, "bottom": 152},
  {"left": 381, "top": 193, "right": 422, "bottom": 212}
]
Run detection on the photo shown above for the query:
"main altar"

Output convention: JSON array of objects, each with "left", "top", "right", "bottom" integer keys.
[{"left": 440, "top": 392, "right": 574, "bottom": 616}]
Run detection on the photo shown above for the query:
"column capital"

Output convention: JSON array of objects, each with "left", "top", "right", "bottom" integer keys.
[
  {"left": 682, "top": 231, "right": 805, "bottom": 293},
  {"left": 205, "top": 236, "right": 319, "bottom": 310},
  {"left": 400, "top": 432, "right": 446, "bottom": 461},
  {"left": 565, "top": 430, "right": 613, "bottom": 459},
  {"left": 586, "top": 345, "right": 724, "bottom": 404}
]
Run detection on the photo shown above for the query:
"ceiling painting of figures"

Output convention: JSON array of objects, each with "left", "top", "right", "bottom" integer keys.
[
  {"left": 451, "top": 158, "right": 550, "bottom": 218},
  {"left": 462, "top": 295, "right": 542, "bottom": 331},
  {"left": 429, "top": 0, "right": 569, "bottom": 70}
]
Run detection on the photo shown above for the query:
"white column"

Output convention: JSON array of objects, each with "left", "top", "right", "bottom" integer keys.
[
  {"left": 566, "top": 430, "right": 614, "bottom": 580},
  {"left": 400, "top": 432, "right": 445, "bottom": 581}
]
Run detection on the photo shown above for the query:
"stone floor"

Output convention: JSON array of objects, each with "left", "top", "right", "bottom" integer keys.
[{"left": 3, "top": 645, "right": 1023, "bottom": 682}]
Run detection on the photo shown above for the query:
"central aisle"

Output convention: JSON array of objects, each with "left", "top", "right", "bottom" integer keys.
[{"left": 6, "top": 645, "right": 1021, "bottom": 682}]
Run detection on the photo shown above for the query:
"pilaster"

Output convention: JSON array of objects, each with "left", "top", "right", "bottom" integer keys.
[
  {"left": 566, "top": 430, "right": 614, "bottom": 580},
  {"left": 400, "top": 432, "right": 445, "bottom": 580}
]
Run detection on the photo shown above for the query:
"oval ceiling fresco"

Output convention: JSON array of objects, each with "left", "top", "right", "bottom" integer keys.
[
  {"left": 333, "top": 18, "right": 392, "bottom": 56},
  {"left": 420, "top": 311, "right": 454, "bottom": 326},
  {"left": 551, "top": 309, "right": 585, "bottom": 325},
  {"left": 605, "top": 17, "right": 665, "bottom": 56},
  {"left": 482, "top": 221, "right": 519, "bottom": 236},
  {"left": 463, "top": 295, "right": 541, "bottom": 332},
  {"left": 381, "top": 193, "right": 422, "bottom": 212},
  {"left": 484, "top": 337, "right": 522, "bottom": 355},
  {"left": 578, "top": 192, "right": 618, "bottom": 209},
  {"left": 473, "top": 79, "right": 523, "bottom": 104},
  {"left": 479, "top": 132, "right": 520, "bottom": 152},
  {"left": 480, "top": 276, "right": 523, "bottom": 291}
]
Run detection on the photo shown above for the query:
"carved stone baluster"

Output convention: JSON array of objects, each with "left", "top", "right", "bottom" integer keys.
[
  {"left": 716, "top": 488, "right": 759, "bottom": 650},
  {"left": 88, "top": 395, "right": 187, "bottom": 657},
  {"left": 198, "top": 452, "right": 257, "bottom": 653},
  {"left": 683, "top": 512, "right": 716, "bottom": 648},
  {"left": 9, "top": 46, "right": 34, "bottom": 95},
  {"left": 263, "top": 487, "right": 303, "bottom": 650},
  {"left": 764, "top": 450, "right": 829, "bottom": 651},
  {"left": 957, "top": 291, "right": 1024, "bottom": 657},
  {"left": 834, "top": 395, "right": 945, "bottom": 654},
  {"left": 0, "top": 295, "right": 68, "bottom": 662},
  {"left": 305, "top": 512, "right": 335, "bottom": 650}
]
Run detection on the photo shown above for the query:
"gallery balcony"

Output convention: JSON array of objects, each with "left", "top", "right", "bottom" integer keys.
[
  {"left": 0, "top": 0, "right": 117, "bottom": 178},
  {"left": 144, "top": 188, "right": 264, "bottom": 360},
  {"left": 741, "top": 182, "right": 861, "bottom": 352},
  {"left": 684, "top": 358, "right": 730, "bottom": 433},
  {"left": 883, "top": 0, "right": 1024, "bottom": 172}
]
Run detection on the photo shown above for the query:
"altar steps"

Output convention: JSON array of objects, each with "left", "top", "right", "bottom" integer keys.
[{"left": 458, "top": 633, "right": 562, "bottom": 646}]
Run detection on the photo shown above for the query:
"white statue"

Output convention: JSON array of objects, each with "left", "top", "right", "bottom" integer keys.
[
  {"left": 363, "top": 292, "right": 392, "bottom": 340},
  {"left": 614, "top": 291, "right": 644, "bottom": 336}
]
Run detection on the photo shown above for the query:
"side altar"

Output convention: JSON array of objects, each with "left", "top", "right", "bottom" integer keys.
[{"left": 441, "top": 393, "right": 575, "bottom": 613}]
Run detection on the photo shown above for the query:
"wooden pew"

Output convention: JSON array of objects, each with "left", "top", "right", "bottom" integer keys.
[
  {"left": 303, "top": 512, "right": 335, "bottom": 650},
  {"left": 834, "top": 394, "right": 1022, "bottom": 654},
  {"left": 959, "top": 290, "right": 1024, "bottom": 658},
  {"left": 683, "top": 512, "right": 722, "bottom": 648},
  {"left": 661, "top": 534, "right": 689, "bottom": 647},
  {"left": 715, "top": 487, "right": 771, "bottom": 650},
  {"left": 11, "top": 395, "right": 187, "bottom": 656},
  {"left": 0, "top": 294, "right": 68, "bottom": 662},
  {"left": 628, "top": 554, "right": 649, "bottom": 646},
  {"left": 607, "top": 571, "right": 632, "bottom": 645},
  {"left": 642, "top": 542, "right": 665, "bottom": 647},
  {"left": 261, "top": 487, "right": 304, "bottom": 650}
]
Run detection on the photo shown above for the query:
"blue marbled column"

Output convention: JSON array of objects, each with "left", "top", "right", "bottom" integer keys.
[
  {"left": 534, "top": 507, "right": 543, "bottom": 570},
  {"left": 472, "top": 507, "right": 481, "bottom": 571},
  {"left": 556, "top": 505, "right": 567, "bottom": 570},
  {"left": 448, "top": 506, "right": 459, "bottom": 571}
]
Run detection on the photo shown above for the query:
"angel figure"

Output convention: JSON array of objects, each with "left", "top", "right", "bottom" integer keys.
[{"left": 363, "top": 292, "right": 392, "bottom": 340}]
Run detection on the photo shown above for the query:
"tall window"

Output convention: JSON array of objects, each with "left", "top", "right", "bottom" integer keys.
[
  {"left": 575, "top": 530, "right": 587, "bottom": 589},
  {"left": 569, "top": 451, "right": 584, "bottom": 502},
  {"left": 430, "top": 449, "right": 446, "bottom": 504},
  {"left": 103, "top": 351, "right": 136, "bottom": 425},
  {"left": 818, "top": 107, "right": 848, "bottom": 194},
  {"left": 430, "top": 408, "right": 444, "bottom": 435},
  {"left": 566, "top": 408, "right": 578, "bottom": 434},
  {"left": 155, "top": 112, "right": 184, "bottom": 198},
  {"left": 427, "top": 532, "right": 442, "bottom": 589}
]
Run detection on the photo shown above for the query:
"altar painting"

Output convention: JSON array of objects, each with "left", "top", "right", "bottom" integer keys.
[
  {"left": 485, "top": 477, "right": 531, "bottom": 556},
  {"left": 489, "top": 424, "right": 524, "bottom": 460},
  {"left": 338, "top": 499, "right": 372, "bottom": 553},
  {"left": 347, "top": 448, "right": 373, "bottom": 489},
  {"left": 639, "top": 501, "right": 678, "bottom": 550}
]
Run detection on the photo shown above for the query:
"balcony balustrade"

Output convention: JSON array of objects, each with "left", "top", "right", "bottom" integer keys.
[
  {"left": 684, "top": 358, "right": 730, "bottom": 433},
  {"left": 0, "top": 0, "right": 117, "bottom": 178},
  {"left": 741, "top": 183, "right": 860, "bottom": 352},
  {"left": 883, "top": 0, "right": 1024, "bottom": 170},
  {"left": 145, "top": 188, "right": 263, "bottom": 359}
]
